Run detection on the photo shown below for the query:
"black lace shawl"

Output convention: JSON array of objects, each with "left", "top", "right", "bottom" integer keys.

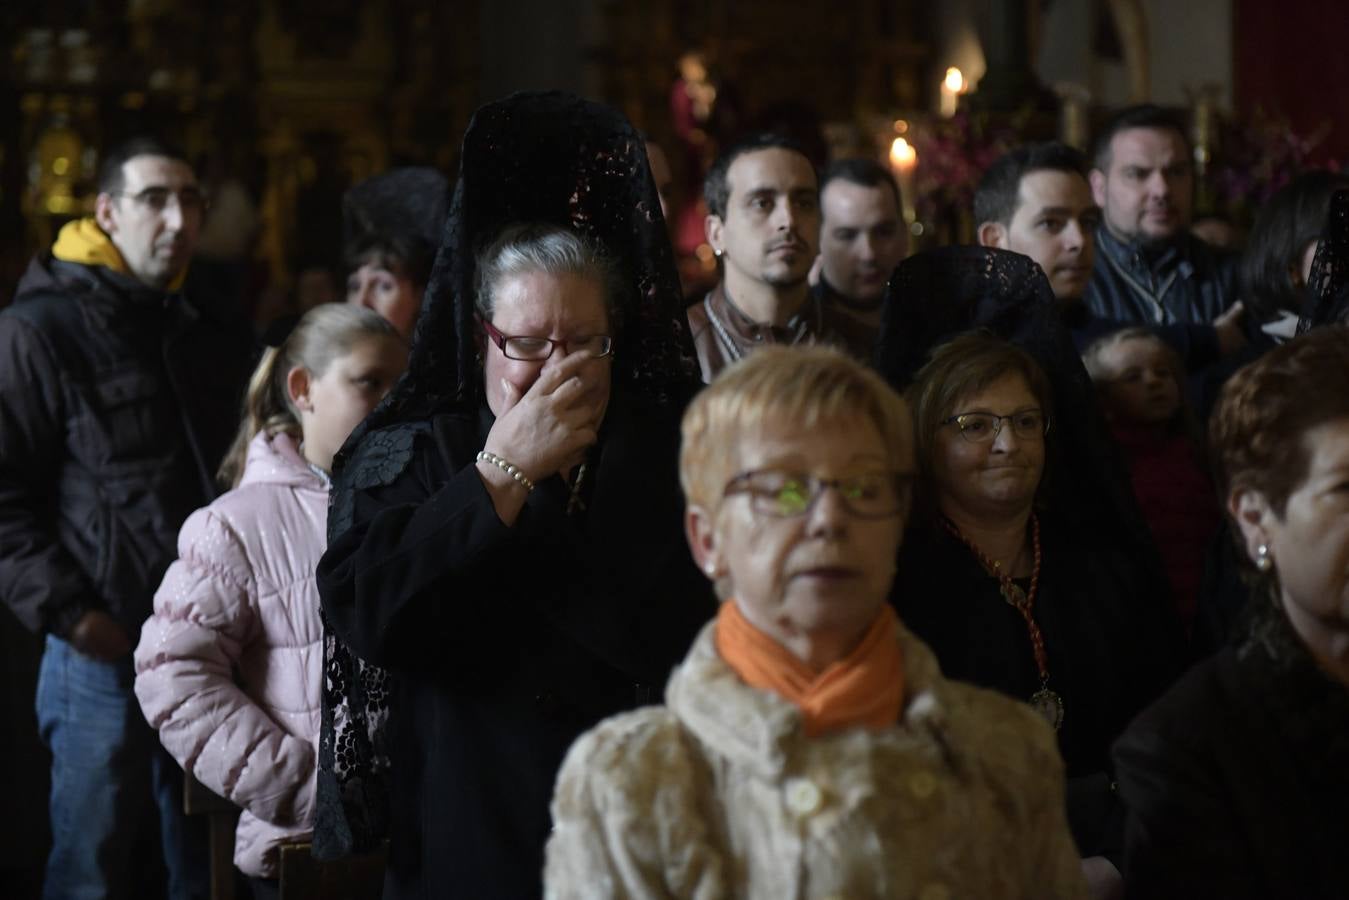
[
  {"left": 341, "top": 166, "right": 451, "bottom": 252},
  {"left": 315, "top": 91, "right": 699, "bottom": 859},
  {"left": 874, "top": 246, "right": 1156, "bottom": 551},
  {"left": 1298, "top": 189, "right": 1349, "bottom": 333}
]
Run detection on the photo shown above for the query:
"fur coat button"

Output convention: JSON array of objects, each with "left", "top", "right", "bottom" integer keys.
[
  {"left": 908, "top": 771, "right": 938, "bottom": 799},
  {"left": 783, "top": 777, "right": 823, "bottom": 817},
  {"left": 918, "top": 883, "right": 951, "bottom": 900}
]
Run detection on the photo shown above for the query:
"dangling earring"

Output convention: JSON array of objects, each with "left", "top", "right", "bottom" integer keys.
[
  {"left": 1256, "top": 543, "right": 1273, "bottom": 572},
  {"left": 713, "top": 248, "right": 723, "bottom": 259}
]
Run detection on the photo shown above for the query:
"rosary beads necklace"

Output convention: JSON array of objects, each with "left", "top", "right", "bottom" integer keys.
[{"left": 942, "top": 513, "right": 1064, "bottom": 731}]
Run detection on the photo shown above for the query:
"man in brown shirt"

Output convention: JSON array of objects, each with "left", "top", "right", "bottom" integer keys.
[{"left": 688, "top": 134, "right": 834, "bottom": 382}]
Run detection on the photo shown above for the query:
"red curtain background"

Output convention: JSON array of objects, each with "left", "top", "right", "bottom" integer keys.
[{"left": 1234, "top": 0, "right": 1349, "bottom": 163}]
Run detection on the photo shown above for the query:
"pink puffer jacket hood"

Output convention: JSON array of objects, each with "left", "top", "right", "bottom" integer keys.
[{"left": 135, "top": 430, "right": 327, "bottom": 877}]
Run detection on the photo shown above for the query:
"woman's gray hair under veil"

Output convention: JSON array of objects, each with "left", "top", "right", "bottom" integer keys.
[{"left": 313, "top": 91, "right": 700, "bottom": 859}]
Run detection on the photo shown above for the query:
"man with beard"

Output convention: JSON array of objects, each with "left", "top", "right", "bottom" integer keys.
[
  {"left": 813, "top": 158, "right": 908, "bottom": 359},
  {"left": 688, "top": 134, "right": 834, "bottom": 381},
  {"left": 1084, "top": 106, "right": 1244, "bottom": 367},
  {"left": 0, "top": 136, "right": 250, "bottom": 898}
]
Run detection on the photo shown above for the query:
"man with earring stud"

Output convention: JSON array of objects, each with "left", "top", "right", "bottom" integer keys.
[{"left": 687, "top": 133, "right": 841, "bottom": 382}]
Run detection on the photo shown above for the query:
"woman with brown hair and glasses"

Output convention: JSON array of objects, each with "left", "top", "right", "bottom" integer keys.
[
  {"left": 545, "top": 345, "right": 1087, "bottom": 898},
  {"left": 892, "top": 331, "right": 1178, "bottom": 889},
  {"left": 874, "top": 249, "right": 1184, "bottom": 893}
]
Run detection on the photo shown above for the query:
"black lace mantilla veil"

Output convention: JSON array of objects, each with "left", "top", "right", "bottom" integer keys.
[
  {"left": 1298, "top": 189, "right": 1349, "bottom": 333},
  {"left": 314, "top": 91, "right": 700, "bottom": 859},
  {"left": 873, "top": 245, "right": 1161, "bottom": 561}
]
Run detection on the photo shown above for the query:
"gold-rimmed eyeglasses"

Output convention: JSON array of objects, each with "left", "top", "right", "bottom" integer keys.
[{"left": 941, "top": 409, "right": 1050, "bottom": 444}]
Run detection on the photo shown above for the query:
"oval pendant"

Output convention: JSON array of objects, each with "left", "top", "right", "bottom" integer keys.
[
  {"left": 1000, "top": 583, "right": 1027, "bottom": 608},
  {"left": 1030, "top": 687, "right": 1064, "bottom": 731}
]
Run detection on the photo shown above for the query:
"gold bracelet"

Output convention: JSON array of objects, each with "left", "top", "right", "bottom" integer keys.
[{"left": 476, "top": 450, "right": 535, "bottom": 492}]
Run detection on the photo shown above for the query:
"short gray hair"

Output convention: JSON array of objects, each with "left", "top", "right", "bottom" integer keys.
[{"left": 474, "top": 223, "right": 623, "bottom": 333}]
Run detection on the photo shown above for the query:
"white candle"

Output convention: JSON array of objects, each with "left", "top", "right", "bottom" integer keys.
[
  {"left": 940, "top": 67, "right": 965, "bottom": 118},
  {"left": 889, "top": 137, "right": 917, "bottom": 223}
]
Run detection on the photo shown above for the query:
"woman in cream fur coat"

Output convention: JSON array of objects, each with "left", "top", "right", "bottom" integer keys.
[{"left": 545, "top": 346, "right": 1088, "bottom": 899}]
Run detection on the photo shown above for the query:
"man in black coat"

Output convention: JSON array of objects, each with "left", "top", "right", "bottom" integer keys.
[{"left": 0, "top": 136, "right": 251, "bottom": 898}]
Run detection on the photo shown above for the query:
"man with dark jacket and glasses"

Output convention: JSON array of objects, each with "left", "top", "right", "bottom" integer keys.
[{"left": 0, "top": 135, "right": 251, "bottom": 898}]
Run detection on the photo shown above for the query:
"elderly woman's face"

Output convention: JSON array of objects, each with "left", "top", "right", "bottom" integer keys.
[
  {"left": 482, "top": 270, "right": 613, "bottom": 423},
  {"left": 932, "top": 372, "right": 1045, "bottom": 519},
  {"left": 1247, "top": 417, "right": 1349, "bottom": 628},
  {"left": 704, "top": 414, "right": 908, "bottom": 642}
]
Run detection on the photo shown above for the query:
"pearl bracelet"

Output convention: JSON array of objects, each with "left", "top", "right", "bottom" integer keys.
[{"left": 476, "top": 450, "right": 535, "bottom": 492}]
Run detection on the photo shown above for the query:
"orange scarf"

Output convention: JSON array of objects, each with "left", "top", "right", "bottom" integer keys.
[{"left": 715, "top": 600, "right": 904, "bottom": 738}]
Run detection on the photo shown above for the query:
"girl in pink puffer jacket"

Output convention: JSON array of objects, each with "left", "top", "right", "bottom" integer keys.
[{"left": 134, "top": 304, "right": 406, "bottom": 889}]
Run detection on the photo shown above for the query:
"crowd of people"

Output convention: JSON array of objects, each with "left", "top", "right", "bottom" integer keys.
[{"left": 1, "top": 86, "right": 1347, "bottom": 900}]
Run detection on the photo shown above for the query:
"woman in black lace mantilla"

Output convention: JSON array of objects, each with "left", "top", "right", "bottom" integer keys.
[
  {"left": 1298, "top": 187, "right": 1349, "bottom": 333},
  {"left": 875, "top": 247, "right": 1186, "bottom": 879},
  {"left": 313, "top": 91, "right": 713, "bottom": 899}
]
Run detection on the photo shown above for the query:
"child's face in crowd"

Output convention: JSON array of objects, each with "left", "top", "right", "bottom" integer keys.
[
  {"left": 1096, "top": 337, "right": 1182, "bottom": 426},
  {"left": 296, "top": 334, "right": 409, "bottom": 472}
]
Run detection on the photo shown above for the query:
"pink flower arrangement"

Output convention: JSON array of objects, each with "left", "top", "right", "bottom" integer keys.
[
  {"left": 911, "top": 110, "right": 1023, "bottom": 228},
  {"left": 1210, "top": 109, "right": 1340, "bottom": 215}
]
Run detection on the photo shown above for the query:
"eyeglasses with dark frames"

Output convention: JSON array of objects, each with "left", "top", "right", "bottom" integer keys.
[
  {"left": 478, "top": 316, "right": 613, "bottom": 362},
  {"left": 941, "top": 409, "right": 1050, "bottom": 444},
  {"left": 112, "top": 186, "right": 209, "bottom": 215},
  {"left": 722, "top": 469, "right": 912, "bottom": 519}
]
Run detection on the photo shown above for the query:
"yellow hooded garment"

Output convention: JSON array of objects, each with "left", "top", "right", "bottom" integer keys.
[{"left": 50, "top": 217, "right": 188, "bottom": 292}]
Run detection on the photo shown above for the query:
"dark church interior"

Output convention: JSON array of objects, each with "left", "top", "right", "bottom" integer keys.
[{"left": 2, "top": 2, "right": 1348, "bottom": 899}]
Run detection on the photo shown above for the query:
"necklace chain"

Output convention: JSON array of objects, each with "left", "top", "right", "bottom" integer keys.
[{"left": 941, "top": 514, "right": 1050, "bottom": 684}]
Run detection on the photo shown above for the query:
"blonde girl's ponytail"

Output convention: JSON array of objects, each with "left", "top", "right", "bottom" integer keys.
[{"left": 217, "top": 304, "right": 402, "bottom": 488}]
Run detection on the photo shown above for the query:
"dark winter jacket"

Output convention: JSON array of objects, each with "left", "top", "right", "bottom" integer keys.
[
  {"left": 0, "top": 255, "right": 251, "bottom": 641},
  {"left": 1084, "top": 228, "right": 1239, "bottom": 369},
  {"left": 1114, "top": 603, "right": 1349, "bottom": 899}
]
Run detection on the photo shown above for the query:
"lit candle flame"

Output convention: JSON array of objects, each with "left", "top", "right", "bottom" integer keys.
[
  {"left": 944, "top": 67, "right": 965, "bottom": 93},
  {"left": 889, "top": 137, "right": 916, "bottom": 170}
]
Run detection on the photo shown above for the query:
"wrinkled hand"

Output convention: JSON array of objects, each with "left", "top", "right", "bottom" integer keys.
[
  {"left": 483, "top": 349, "right": 606, "bottom": 483},
  {"left": 1214, "top": 300, "right": 1246, "bottom": 356},
  {"left": 69, "top": 610, "right": 132, "bottom": 661}
]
